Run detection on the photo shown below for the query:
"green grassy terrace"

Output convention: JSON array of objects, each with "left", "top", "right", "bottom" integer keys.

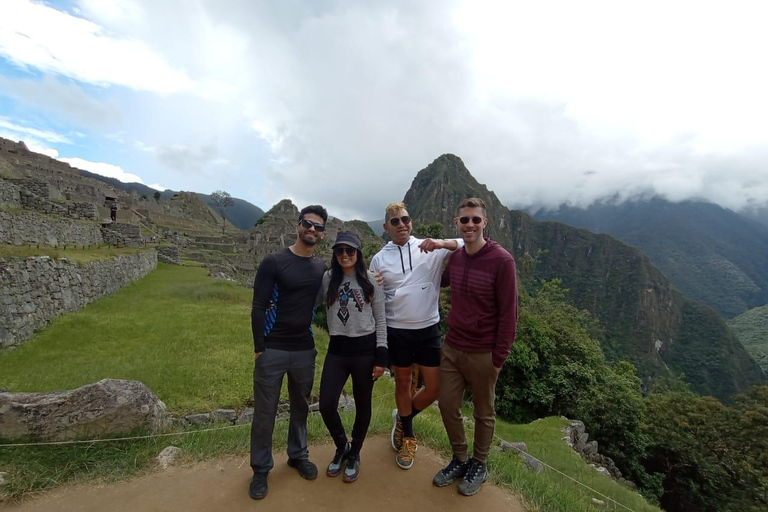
[
  {"left": 0, "top": 264, "right": 660, "bottom": 511},
  {"left": 0, "top": 244, "right": 150, "bottom": 264}
]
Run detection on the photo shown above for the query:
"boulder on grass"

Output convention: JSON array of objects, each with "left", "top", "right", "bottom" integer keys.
[{"left": 0, "top": 379, "right": 168, "bottom": 441}]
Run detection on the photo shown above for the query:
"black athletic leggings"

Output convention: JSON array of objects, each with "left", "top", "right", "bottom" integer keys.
[{"left": 319, "top": 337, "right": 376, "bottom": 456}]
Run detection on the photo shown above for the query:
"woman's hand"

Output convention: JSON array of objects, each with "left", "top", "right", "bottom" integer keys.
[{"left": 372, "top": 366, "right": 386, "bottom": 381}]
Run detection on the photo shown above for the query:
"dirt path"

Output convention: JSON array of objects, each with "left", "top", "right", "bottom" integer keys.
[{"left": 6, "top": 437, "right": 526, "bottom": 512}]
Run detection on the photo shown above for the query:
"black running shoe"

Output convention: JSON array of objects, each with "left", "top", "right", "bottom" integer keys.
[
  {"left": 327, "top": 443, "right": 350, "bottom": 477},
  {"left": 287, "top": 458, "right": 318, "bottom": 480},
  {"left": 249, "top": 472, "right": 268, "bottom": 500},
  {"left": 343, "top": 454, "right": 360, "bottom": 483}
]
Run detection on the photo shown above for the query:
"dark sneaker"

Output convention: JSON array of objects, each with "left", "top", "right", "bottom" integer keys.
[
  {"left": 249, "top": 473, "right": 268, "bottom": 500},
  {"left": 458, "top": 458, "right": 489, "bottom": 496},
  {"left": 433, "top": 455, "right": 470, "bottom": 487},
  {"left": 287, "top": 458, "right": 318, "bottom": 480},
  {"left": 327, "top": 443, "right": 350, "bottom": 477},
  {"left": 343, "top": 454, "right": 360, "bottom": 483},
  {"left": 391, "top": 409, "right": 404, "bottom": 451},
  {"left": 396, "top": 437, "right": 417, "bottom": 469}
]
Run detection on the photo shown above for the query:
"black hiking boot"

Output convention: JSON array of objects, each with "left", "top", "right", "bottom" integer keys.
[
  {"left": 433, "top": 455, "right": 470, "bottom": 487},
  {"left": 458, "top": 458, "right": 489, "bottom": 496}
]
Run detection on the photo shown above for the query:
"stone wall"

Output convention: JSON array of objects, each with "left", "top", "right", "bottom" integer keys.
[
  {"left": 156, "top": 245, "right": 180, "bottom": 264},
  {"left": 101, "top": 222, "right": 143, "bottom": 247},
  {"left": 0, "top": 251, "right": 157, "bottom": 348},
  {"left": 0, "top": 179, "right": 21, "bottom": 208},
  {"left": 0, "top": 210, "right": 104, "bottom": 247}
]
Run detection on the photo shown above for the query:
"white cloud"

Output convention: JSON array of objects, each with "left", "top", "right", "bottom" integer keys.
[
  {"left": 0, "top": 75, "right": 119, "bottom": 127},
  {"left": 147, "top": 183, "right": 166, "bottom": 191},
  {"left": 133, "top": 140, "right": 155, "bottom": 153},
  {"left": 0, "top": 0, "right": 197, "bottom": 94},
  {"left": 2, "top": 0, "right": 768, "bottom": 219},
  {"left": 0, "top": 117, "right": 72, "bottom": 144},
  {"left": 22, "top": 141, "right": 59, "bottom": 159},
  {"left": 57, "top": 156, "right": 146, "bottom": 184}
]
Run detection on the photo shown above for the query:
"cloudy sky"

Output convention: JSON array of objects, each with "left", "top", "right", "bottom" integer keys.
[{"left": 1, "top": 0, "right": 767, "bottom": 220}]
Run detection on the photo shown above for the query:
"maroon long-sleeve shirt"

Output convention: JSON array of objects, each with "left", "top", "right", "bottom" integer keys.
[{"left": 441, "top": 238, "right": 518, "bottom": 368}]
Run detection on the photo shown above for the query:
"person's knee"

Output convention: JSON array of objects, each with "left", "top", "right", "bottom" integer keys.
[
  {"left": 422, "top": 385, "right": 440, "bottom": 402},
  {"left": 318, "top": 393, "right": 338, "bottom": 416},
  {"left": 472, "top": 403, "right": 496, "bottom": 423},
  {"left": 393, "top": 368, "right": 412, "bottom": 389}
]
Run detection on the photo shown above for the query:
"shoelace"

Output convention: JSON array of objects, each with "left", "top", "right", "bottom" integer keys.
[
  {"left": 400, "top": 439, "right": 417, "bottom": 460},
  {"left": 441, "top": 458, "right": 461, "bottom": 475},
  {"left": 332, "top": 446, "right": 348, "bottom": 464},
  {"left": 465, "top": 461, "right": 484, "bottom": 482}
]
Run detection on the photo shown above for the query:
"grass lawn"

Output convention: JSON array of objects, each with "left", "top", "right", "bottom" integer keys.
[
  {"left": 0, "top": 263, "right": 659, "bottom": 511},
  {"left": 0, "top": 245, "right": 148, "bottom": 264},
  {"left": 0, "top": 263, "right": 259, "bottom": 414}
]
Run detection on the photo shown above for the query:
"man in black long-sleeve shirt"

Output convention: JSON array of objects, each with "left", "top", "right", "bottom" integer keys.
[{"left": 249, "top": 205, "right": 328, "bottom": 500}]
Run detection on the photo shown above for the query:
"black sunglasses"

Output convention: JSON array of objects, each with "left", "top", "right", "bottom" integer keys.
[
  {"left": 389, "top": 216, "right": 411, "bottom": 227},
  {"left": 298, "top": 219, "right": 325, "bottom": 232},
  {"left": 459, "top": 216, "right": 484, "bottom": 225},
  {"left": 334, "top": 247, "right": 357, "bottom": 257}
]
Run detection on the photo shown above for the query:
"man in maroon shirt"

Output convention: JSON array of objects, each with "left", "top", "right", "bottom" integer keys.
[{"left": 433, "top": 197, "right": 518, "bottom": 496}]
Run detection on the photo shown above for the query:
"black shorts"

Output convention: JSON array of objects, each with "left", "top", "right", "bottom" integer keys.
[{"left": 387, "top": 323, "right": 442, "bottom": 368}]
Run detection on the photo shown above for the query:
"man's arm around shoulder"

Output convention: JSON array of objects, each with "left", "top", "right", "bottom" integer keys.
[{"left": 418, "top": 238, "right": 460, "bottom": 253}]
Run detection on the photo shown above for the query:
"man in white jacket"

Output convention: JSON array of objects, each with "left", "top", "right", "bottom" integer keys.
[{"left": 369, "top": 201, "right": 461, "bottom": 470}]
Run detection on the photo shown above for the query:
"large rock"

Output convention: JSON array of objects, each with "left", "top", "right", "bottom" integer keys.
[{"left": 0, "top": 379, "right": 168, "bottom": 441}]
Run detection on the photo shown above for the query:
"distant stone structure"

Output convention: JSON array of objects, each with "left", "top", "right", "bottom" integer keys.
[
  {"left": 0, "top": 210, "right": 104, "bottom": 247},
  {"left": 156, "top": 245, "right": 181, "bottom": 264},
  {"left": 0, "top": 251, "right": 157, "bottom": 348}
]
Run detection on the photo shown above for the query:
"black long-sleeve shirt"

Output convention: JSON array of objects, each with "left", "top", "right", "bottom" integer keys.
[{"left": 251, "top": 248, "right": 328, "bottom": 353}]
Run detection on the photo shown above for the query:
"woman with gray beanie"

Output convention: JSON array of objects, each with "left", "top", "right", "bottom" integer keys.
[{"left": 318, "top": 231, "right": 387, "bottom": 483}]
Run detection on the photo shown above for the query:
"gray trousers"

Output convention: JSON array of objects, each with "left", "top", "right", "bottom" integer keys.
[{"left": 250, "top": 347, "right": 316, "bottom": 474}]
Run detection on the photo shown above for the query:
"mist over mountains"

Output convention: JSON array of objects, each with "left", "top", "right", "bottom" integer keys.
[{"left": 533, "top": 199, "right": 768, "bottom": 318}]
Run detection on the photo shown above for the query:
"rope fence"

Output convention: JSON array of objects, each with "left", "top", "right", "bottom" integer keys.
[{"left": 0, "top": 390, "right": 638, "bottom": 511}]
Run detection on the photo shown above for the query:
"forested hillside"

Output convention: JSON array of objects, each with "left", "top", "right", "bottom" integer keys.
[
  {"left": 729, "top": 304, "right": 768, "bottom": 374},
  {"left": 403, "top": 155, "right": 765, "bottom": 400},
  {"left": 533, "top": 199, "right": 768, "bottom": 317}
]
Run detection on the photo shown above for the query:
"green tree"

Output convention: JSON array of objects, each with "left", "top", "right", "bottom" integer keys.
[
  {"left": 153, "top": 190, "right": 162, "bottom": 201},
  {"left": 496, "top": 279, "right": 605, "bottom": 422},
  {"left": 414, "top": 221, "right": 445, "bottom": 239},
  {"left": 642, "top": 388, "right": 768, "bottom": 512},
  {"left": 210, "top": 190, "right": 234, "bottom": 234},
  {"left": 494, "top": 279, "right": 650, "bottom": 497}
]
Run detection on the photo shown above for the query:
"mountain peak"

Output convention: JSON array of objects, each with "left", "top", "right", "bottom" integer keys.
[
  {"left": 265, "top": 199, "right": 298, "bottom": 218},
  {"left": 404, "top": 154, "right": 504, "bottom": 230}
]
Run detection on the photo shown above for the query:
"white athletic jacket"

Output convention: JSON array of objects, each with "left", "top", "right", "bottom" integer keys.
[{"left": 369, "top": 236, "right": 462, "bottom": 329}]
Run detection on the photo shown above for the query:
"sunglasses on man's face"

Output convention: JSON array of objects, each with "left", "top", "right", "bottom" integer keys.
[
  {"left": 334, "top": 247, "right": 357, "bottom": 257},
  {"left": 459, "top": 216, "right": 484, "bottom": 225},
  {"left": 389, "top": 216, "right": 411, "bottom": 227},
  {"left": 298, "top": 219, "right": 326, "bottom": 232}
]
